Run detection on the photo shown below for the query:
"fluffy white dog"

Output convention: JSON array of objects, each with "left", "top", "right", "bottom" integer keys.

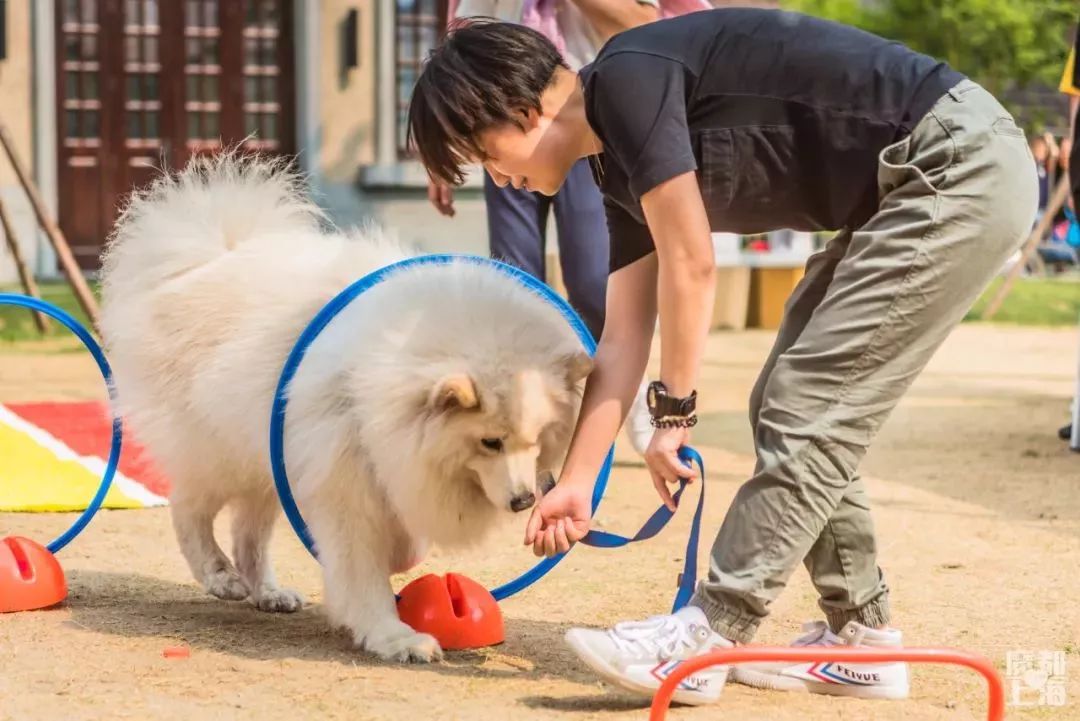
[{"left": 99, "top": 155, "right": 591, "bottom": 662}]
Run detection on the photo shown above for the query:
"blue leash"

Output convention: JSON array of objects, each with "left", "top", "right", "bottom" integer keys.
[
  {"left": 0, "top": 294, "right": 122, "bottom": 553},
  {"left": 580, "top": 447, "right": 704, "bottom": 612},
  {"left": 269, "top": 254, "right": 705, "bottom": 609}
]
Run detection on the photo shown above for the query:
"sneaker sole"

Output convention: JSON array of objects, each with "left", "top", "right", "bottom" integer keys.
[
  {"left": 565, "top": 633, "right": 726, "bottom": 707},
  {"left": 732, "top": 667, "right": 910, "bottom": 699}
]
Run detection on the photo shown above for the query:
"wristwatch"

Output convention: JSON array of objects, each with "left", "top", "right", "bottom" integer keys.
[{"left": 646, "top": 381, "right": 698, "bottom": 428}]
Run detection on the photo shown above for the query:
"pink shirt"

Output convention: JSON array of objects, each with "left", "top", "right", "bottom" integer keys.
[{"left": 448, "top": 0, "right": 713, "bottom": 70}]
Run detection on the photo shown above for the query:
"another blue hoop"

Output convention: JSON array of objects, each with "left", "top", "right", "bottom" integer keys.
[
  {"left": 268, "top": 254, "right": 614, "bottom": 602},
  {"left": 0, "top": 294, "right": 122, "bottom": 554}
]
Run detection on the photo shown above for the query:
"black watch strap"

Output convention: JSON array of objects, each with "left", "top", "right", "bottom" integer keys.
[{"left": 646, "top": 381, "right": 698, "bottom": 428}]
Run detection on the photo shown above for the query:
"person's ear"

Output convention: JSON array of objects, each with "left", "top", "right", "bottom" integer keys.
[{"left": 520, "top": 106, "right": 542, "bottom": 132}]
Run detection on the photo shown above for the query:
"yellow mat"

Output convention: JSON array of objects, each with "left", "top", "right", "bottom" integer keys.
[{"left": 0, "top": 404, "right": 167, "bottom": 512}]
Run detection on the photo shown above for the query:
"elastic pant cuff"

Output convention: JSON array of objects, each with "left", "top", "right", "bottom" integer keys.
[
  {"left": 823, "top": 595, "right": 891, "bottom": 633},
  {"left": 690, "top": 593, "right": 762, "bottom": 644}
]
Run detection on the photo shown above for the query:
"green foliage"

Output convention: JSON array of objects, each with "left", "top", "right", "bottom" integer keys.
[
  {"left": 782, "top": 0, "right": 866, "bottom": 25},
  {"left": 783, "top": 0, "right": 1077, "bottom": 97}
]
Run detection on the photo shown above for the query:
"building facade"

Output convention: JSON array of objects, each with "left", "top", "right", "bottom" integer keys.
[{"left": 0, "top": 0, "right": 492, "bottom": 283}]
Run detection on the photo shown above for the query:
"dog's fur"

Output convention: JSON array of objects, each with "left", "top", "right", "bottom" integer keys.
[{"left": 99, "top": 155, "right": 591, "bottom": 662}]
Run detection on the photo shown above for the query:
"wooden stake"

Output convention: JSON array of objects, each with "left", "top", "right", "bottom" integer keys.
[
  {"left": 0, "top": 123, "right": 100, "bottom": 328},
  {"left": 981, "top": 176, "right": 1071, "bottom": 321},
  {"left": 0, "top": 194, "right": 50, "bottom": 333}
]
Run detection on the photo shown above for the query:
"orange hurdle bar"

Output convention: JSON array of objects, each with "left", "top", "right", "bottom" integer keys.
[{"left": 649, "top": 647, "right": 1004, "bottom": 721}]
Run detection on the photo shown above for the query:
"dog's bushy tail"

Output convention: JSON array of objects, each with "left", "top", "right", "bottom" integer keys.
[{"left": 101, "top": 152, "right": 322, "bottom": 301}]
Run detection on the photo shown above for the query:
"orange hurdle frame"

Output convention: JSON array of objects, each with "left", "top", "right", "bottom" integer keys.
[{"left": 650, "top": 647, "right": 1004, "bottom": 721}]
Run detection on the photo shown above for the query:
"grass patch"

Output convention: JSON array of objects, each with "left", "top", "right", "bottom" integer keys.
[
  {"left": 0, "top": 282, "right": 98, "bottom": 343},
  {"left": 966, "top": 276, "right": 1080, "bottom": 327}
]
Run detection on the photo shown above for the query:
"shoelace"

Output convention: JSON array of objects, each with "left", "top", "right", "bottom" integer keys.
[
  {"left": 792, "top": 620, "right": 842, "bottom": 647},
  {"left": 608, "top": 615, "right": 708, "bottom": 659}
]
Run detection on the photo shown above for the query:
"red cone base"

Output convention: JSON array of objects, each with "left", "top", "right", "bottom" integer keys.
[
  {"left": 0, "top": 536, "right": 67, "bottom": 613},
  {"left": 396, "top": 573, "right": 504, "bottom": 650}
]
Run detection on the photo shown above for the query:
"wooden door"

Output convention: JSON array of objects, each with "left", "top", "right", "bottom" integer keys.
[{"left": 56, "top": 0, "right": 295, "bottom": 270}]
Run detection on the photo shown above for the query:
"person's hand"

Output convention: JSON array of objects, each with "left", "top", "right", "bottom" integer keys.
[
  {"left": 427, "top": 179, "right": 456, "bottom": 217},
  {"left": 644, "top": 425, "right": 697, "bottom": 511},
  {"left": 524, "top": 478, "right": 592, "bottom": 558}
]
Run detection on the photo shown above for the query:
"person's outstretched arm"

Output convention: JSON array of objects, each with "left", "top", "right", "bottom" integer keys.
[
  {"left": 524, "top": 172, "right": 715, "bottom": 556},
  {"left": 642, "top": 170, "right": 716, "bottom": 504},
  {"left": 524, "top": 251, "right": 657, "bottom": 556}
]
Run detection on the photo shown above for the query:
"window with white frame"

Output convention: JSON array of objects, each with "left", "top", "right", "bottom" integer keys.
[{"left": 395, "top": 0, "right": 443, "bottom": 158}]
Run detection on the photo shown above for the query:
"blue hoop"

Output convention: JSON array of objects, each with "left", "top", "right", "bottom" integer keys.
[
  {"left": 0, "top": 294, "right": 122, "bottom": 554},
  {"left": 269, "top": 254, "right": 614, "bottom": 601}
]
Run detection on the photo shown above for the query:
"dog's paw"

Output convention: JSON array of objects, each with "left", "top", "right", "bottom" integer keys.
[
  {"left": 380, "top": 631, "right": 444, "bottom": 663},
  {"left": 252, "top": 587, "right": 305, "bottom": 613},
  {"left": 362, "top": 623, "right": 444, "bottom": 663},
  {"left": 204, "top": 569, "right": 249, "bottom": 601}
]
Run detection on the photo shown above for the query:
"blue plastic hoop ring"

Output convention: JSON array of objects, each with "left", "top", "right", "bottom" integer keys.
[
  {"left": 269, "top": 254, "right": 614, "bottom": 602},
  {"left": 0, "top": 294, "right": 122, "bottom": 553}
]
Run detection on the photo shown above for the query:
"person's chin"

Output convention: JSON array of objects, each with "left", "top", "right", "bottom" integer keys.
[{"left": 532, "top": 180, "right": 560, "bottom": 197}]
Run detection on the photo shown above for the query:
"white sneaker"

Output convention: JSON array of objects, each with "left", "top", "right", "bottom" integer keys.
[
  {"left": 731, "top": 621, "right": 910, "bottom": 699},
  {"left": 565, "top": 607, "right": 732, "bottom": 705},
  {"left": 625, "top": 381, "right": 653, "bottom": 457}
]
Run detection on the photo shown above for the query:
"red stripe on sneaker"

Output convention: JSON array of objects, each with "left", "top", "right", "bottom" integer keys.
[
  {"left": 805, "top": 663, "right": 840, "bottom": 684},
  {"left": 650, "top": 663, "right": 664, "bottom": 684},
  {"left": 651, "top": 660, "right": 700, "bottom": 691}
]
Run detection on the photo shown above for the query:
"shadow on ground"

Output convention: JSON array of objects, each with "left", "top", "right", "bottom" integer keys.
[{"left": 64, "top": 569, "right": 599, "bottom": 686}]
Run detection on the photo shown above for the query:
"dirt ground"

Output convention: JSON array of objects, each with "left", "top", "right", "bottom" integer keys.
[{"left": 2, "top": 324, "right": 1079, "bottom": 721}]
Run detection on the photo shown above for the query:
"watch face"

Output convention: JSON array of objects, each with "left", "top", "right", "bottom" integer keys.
[{"left": 647, "top": 384, "right": 658, "bottom": 409}]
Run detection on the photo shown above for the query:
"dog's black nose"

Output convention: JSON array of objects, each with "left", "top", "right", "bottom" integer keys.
[{"left": 510, "top": 492, "right": 536, "bottom": 513}]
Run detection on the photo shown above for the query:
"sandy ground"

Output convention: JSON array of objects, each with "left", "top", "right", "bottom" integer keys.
[{"left": 2, "top": 324, "right": 1079, "bottom": 721}]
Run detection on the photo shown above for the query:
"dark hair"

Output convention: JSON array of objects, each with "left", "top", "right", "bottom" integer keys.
[{"left": 408, "top": 19, "right": 568, "bottom": 185}]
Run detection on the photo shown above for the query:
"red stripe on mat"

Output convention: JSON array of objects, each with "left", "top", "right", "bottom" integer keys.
[{"left": 5, "top": 401, "right": 171, "bottom": 498}]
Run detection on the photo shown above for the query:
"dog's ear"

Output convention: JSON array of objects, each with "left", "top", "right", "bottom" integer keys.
[
  {"left": 429, "top": 373, "right": 479, "bottom": 413},
  {"left": 561, "top": 351, "right": 594, "bottom": 385}
]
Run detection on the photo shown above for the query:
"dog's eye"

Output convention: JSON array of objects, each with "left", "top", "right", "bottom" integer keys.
[{"left": 480, "top": 438, "right": 504, "bottom": 452}]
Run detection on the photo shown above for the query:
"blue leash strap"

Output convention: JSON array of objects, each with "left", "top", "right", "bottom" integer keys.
[{"left": 579, "top": 447, "right": 705, "bottom": 612}]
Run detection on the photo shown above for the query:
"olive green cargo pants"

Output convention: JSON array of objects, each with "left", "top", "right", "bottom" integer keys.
[{"left": 691, "top": 80, "right": 1038, "bottom": 643}]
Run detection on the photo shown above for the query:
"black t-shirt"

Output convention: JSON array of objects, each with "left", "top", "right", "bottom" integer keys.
[{"left": 579, "top": 8, "right": 966, "bottom": 272}]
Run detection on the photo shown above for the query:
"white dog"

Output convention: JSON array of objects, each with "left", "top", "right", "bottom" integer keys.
[{"left": 99, "top": 155, "right": 591, "bottom": 662}]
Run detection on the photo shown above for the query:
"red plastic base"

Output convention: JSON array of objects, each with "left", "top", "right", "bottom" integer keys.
[
  {"left": 0, "top": 536, "right": 68, "bottom": 613},
  {"left": 396, "top": 573, "right": 504, "bottom": 650}
]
